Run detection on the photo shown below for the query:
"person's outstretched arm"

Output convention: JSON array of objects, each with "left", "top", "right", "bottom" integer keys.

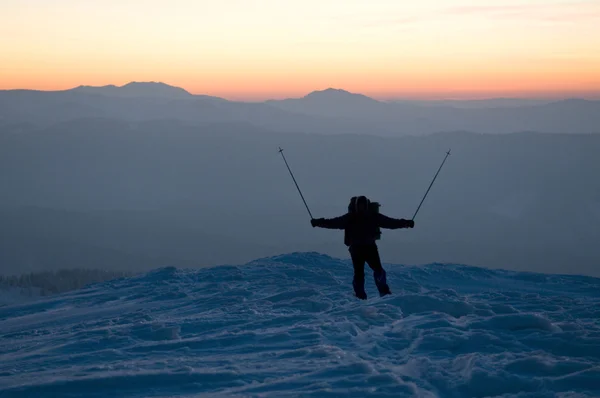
[
  {"left": 311, "top": 214, "right": 349, "bottom": 229},
  {"left": 377, "top": 213, "right": 414, "bottom": 229}
]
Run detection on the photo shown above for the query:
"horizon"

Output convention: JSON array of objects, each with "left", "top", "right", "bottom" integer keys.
[
  {"left": 2, "top": 81, "right": 600, "bottom": 103},
  {"left": 2, "top": 0, "right": 600, "bottom": 101}
]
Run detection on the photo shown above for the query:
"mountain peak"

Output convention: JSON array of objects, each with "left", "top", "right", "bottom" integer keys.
[
  {"left": 309, "top": 87, "right": 351, "bottom": 95},
  {"left": 305, "top": 88, "right": 373, "bottom": 100},
  {"left": 72, "top": 82, "right": 192, "bottom": 99}
]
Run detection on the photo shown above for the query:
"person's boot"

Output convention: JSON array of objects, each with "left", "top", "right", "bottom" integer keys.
[
  {"left": 374, "top": 270, "right": 391, "bottom": 297},
  {"left": 353, "top": 278, "right": 367, "bottom": 300},
  {"left": 355, "top": 291, "right": 367, "bottom": 300}
]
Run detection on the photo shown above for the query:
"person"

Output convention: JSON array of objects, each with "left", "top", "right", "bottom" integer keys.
[{"left": 310, "top": 195, "right": 414, "bottom": 300}]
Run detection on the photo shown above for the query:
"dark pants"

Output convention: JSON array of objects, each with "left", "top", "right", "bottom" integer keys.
[{"left": 349, "top": 244, "right": 391, "bottom": 299}]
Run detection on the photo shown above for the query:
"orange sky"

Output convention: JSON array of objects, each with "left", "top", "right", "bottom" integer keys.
[{"left": 1, "top": 0, "right": 600, "bottom": 100}]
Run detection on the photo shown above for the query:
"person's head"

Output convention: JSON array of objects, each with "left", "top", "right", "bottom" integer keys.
[{"left": 352, "top": 195, "right": 370, "bottom": 213}]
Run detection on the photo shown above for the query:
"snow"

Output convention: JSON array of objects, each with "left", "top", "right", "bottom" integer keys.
[{"left": 0, "top": 252, "right": 599, "bottom": 397}]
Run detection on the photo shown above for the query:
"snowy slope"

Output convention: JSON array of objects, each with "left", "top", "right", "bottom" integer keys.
[{"left": 0, "top": 253, "right": 599, "bottom": 397}]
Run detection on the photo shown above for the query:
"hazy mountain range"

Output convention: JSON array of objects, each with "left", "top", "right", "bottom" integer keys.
[
  {"left": 1, "top": 81, "right": 598, "bottom": 277},
  {"left": 1, "top": 82, "right": 599, "bottom": 135}
]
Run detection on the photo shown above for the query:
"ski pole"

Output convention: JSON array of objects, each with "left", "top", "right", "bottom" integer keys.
[
  {"left": 412, "top": 149, "right": 451, "bottom": 221},
  {"left": 278, "top": 147, "right": 314, "bottom": 220}
]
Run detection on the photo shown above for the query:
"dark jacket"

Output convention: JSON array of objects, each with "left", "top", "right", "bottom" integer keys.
[{"left": 313, "top": 212, "right": 411, "bottom": 246}]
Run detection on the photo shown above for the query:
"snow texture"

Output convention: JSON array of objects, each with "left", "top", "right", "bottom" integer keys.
[{"left": 0, "top": 252, "right": 599, "bottom": 397}]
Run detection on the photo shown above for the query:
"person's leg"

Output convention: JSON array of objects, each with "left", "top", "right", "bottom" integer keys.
[
  {"left": 365, "top": 244, "right": 391, "bottom": 296},
  {"left": 349, "top": 246, "right": 367, "bottom": 299}
]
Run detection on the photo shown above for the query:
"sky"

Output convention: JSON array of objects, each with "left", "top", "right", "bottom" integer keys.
[{"left": 1, "top": 0, "right": 600, "bottom": 100}]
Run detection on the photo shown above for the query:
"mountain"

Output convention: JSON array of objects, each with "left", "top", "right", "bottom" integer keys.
[
  {"left": 267, "top": 90, "right": 600, "bottom": 135},
  {"left": 71, "top": 81, "right": 194, "bottom": 99},
  {"left": 2, "top": 83, "right": 600, "bottom": 134},
  {"left": 1, "top": 253, "right": 599, "bottom": 396},
  {"left": 0, "top": 85, "right": 379, "bottom": 135},
  {"left": 266, "top": 88, "right": 387, "bottom": 118}
]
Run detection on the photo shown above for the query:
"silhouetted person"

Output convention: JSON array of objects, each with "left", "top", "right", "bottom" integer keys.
[{"left": 311, "top": 196, "right": 414, "bottom": 299}]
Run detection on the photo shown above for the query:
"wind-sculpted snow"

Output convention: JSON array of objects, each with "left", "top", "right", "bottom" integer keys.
[{"left": 1, "top": 253, "right": 599, "bottom": 397}]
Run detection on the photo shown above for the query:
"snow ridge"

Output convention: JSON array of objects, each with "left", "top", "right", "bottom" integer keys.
[{"left": 0, "top": 252, "right": 599, "bottom": 397}]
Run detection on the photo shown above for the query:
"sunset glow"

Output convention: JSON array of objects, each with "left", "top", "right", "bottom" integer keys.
[{"left": 2, "top": 0, "right": 600, "bottom": 100}]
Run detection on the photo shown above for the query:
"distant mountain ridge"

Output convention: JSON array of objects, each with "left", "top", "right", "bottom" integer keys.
[
  {"left": 265, "top": 87, "right": 388, "bottom": 119},
  {"left": 4, "top": 81, "right": 599, "bottom": 106},
  {"left": 303, "top": 88, "right": 379, "bottom": 102},
  {"left": 1, "top": 81, "right": 599, "bottom": 135},
  {"left": 71, "top": 81, "right": 194, "bottom": 99}
]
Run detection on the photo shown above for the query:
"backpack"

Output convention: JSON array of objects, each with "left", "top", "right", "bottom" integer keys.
[{"left": 348, "top": 196, "right": 381, "bottom": 240}]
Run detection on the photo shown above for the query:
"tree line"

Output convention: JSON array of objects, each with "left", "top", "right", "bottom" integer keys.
[{"left": 0, "top": 268, "right": 133, "bottom": 297}]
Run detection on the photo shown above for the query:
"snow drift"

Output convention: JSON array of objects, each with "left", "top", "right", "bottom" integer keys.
[{"left": 1, "top": 252, "right": 599, "bottom": 397}]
